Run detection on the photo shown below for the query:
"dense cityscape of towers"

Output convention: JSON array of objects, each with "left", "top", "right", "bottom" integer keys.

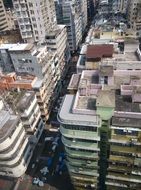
[{"left": 0, "top": 0, "right": 141, "bottom": 190}]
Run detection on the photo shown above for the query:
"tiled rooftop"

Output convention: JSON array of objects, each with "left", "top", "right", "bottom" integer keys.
[{"left": 86, "top": 44, "right": 114, "bottom": 60}]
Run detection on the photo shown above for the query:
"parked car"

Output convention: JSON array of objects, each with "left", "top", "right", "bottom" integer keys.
[
  {"left": 49, "top": 128, "right": 59, "bottom": 132},
  {"left": 52, "top": 144, "right": 57, "bottom": 152},
  {"left": 45, "top": 137, "right": 54, "bottom": 141},
  {"left": 32, "top": 178, "right": 39, "bottom": 185}
]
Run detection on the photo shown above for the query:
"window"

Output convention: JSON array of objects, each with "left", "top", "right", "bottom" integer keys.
[{"left": 63, "top": 124, "right": 97, "bottom": 132}]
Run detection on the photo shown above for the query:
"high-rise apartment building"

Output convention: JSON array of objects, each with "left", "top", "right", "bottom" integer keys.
[
  {"left": 55, "top": 0, "right": 88, "bottom": 52},
  {"left": 0, "top": 43, "right": 65, "bottom": 121},
  {"left": 46, "top": 24, "right": 71, "bottom": 77},
  {"left": 12, "top": 0, "right": 57, "bottom": 43},
  {"left": 0, "top": 91, "right": 44, "bottom": 177},
  {"left": 112, "top": 0, "right": 128, "bottom": 13},
  {"left": 0, "top": 72, "right": 51, "bottom": 122},
  {"left": 58, "top": 29, "right": 141, "bottom": 189},
  {"left": 0, "top": 0, "right": 9, "bottom": 31},
  {"left": 61, "top": 0, "right": 82, "bottom": 51},
  {"left": 79, "top": 0, "right": 88, "bottom": 33},
  {"left": 128, "top": 0, "right": 141, "bottom": 37}
]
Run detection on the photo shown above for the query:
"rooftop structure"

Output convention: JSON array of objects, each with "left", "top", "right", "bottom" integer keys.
[
  {"left": 77, "top": 35, "right": 140, "bottom": 73},
  {"left": 59, "top": 66, "right": 141, "bottom": 189},
  {"left": 0, "top": 39, "right": 70, "bottom": 121},
  {"left": 0, "top": 43, "right": 34, "bottom": 52},
  {"left": 86, "top": 44, "right": 114, "bottom": 61},
  {"left": 0, "top": 72, "right": 51, "bottom": 121},
  {"left": 0, "top": 30, "right": 22, "bottom": 44}
]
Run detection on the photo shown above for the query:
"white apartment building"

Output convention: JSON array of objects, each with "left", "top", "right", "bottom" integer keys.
[
  {"left": 128, "top": 0, "right": 141, "bottom": 37},
  {"left": 0, "top": 43, "right": 66, "bottom": 120},
  {"left": 54, "top": 0, "right": 88, "bottom": 52},
  {"left": 112, "top": 0, "right": 128, "bottom": 13},
  {"left": 0, "top": 0, "right": 9, "bottom": 31},
  {"left": 17, "top": 91, "right": 44, "bottom": 143},
  {"left": 61, "top": 0, "right": 83, "bottom": 51},
  {"left": 0, "top": 43, "right": 55, "bottom": 79},
  {"left": 79, "top": 0, "right": 88, "bottom": 33},
  {"left": 46, "top": 25, "right": 71, "bottom": 76},
  {"left": 12, "top": 0, "right": 57, "bottom": 43},
  {"left": 0, "top": 91, "right": 44, "bottom": 178}
]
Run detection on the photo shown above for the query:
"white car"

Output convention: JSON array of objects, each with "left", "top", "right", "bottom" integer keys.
[
  {"left": 38, "top": 181, "right": 44, "bottom": 187},
  {"left": 52, "top": 141, "right": 58, "bottom": 146},
  {"left": 52, "top": 144, "right": 57, "bottom": 152},
  {"left": 32, "top": 177, "right": 39, "bottom": 185},
  {"left": 49, "top": 128, "right": 59, "bottom": 132},
  {"left": 31, "top": 163, "right": 35, "bottom": 169},
  {"left": 45, "top": 137, "right": 54, "bottom": 141},
  {"left": 40, "top": 167, "right": 49, "bottom": 175}
]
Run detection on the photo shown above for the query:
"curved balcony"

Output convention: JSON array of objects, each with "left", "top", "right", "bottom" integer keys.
[
  {"left": 71, "top": 174, "right": 97, "bottom": 184},
  {"left": 67, "top": 157, "right": 98, "bottom": 169},
  {"left": 65, "top": 147, "right": 99, "bottom": 159},
  {"left": 62, "top": 136, "right": 100, "bottom": 151},
  {"left": 60, "top": 126, "right": 100, "bottom": 141},
  {"left": 67, "top": 163, "right": 99, "bottom": 177},
  {"left": 58, "top": 113, "right": 98, "bottom": 127}
]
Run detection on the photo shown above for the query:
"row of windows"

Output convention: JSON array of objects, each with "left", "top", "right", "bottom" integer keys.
[
  {"left": 111, "top": 142, "right": 137, "bottom": 147},
  {"left": 66, "top": 146, "right": 98, "bottom": 154},
  {"left": 63, "top": 124, "right": 97, "bottom": 132},
  {"left": 111, "top": 151, "right": 133, "bottom": 157},
  {"left": 114, "top": 129, "right": 138, "bottom": 136},
  {"left": 65, "top": 136, "right": 98, "bottom": 144}
]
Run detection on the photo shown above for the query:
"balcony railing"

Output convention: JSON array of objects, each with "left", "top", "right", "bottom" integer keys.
[
  {"left": 62, "top": 136, "right": 100, "bottom": 151},
  {"left": 60, "top": 126, "right": 100, "bottom": 141},
  {"left": 67, "top": 157, "right": 98, "bottom": 169},
  {"left": 65, "top": 147, "right": 99, "bottom": 159},
  {"left": 110, "top": 145, "right": 141, "bottom": 154},
  {"left": 58, "top": 113, "right": 98, "bottom": 126},
  {"left": 67, "top": 163, "right": 99, "bottom": 177},
  {"left": 107, "top": 172, "right": 141, "bottom": 183}
]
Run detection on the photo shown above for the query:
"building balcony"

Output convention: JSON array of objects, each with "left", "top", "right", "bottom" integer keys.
[
  {"left": 108, "top": 165, "right": 132, "bottom": 173},
  {"left": 132, "top": 170, "right": 141, "bottom": 175},
  {"left": 109, "top": 155, "right": 134, "bottom": 165},
  {"left": 110, "top": 145, "right": 141, "bottom": 154},
  {"left": 0, "top": 128, "right": 25, "bottom": 158},
  {"left": 107, "top": 172, "right": 141, "bottom": 183},
  {"left": 60, "top": 126, "right": 100, "bottom": 141},
  {"left": 62, "top": 136, "right": 100, "bottom": 151},
  {"left": 106, "top": 181, "right": 128, "bottom": 188},
  {"left": 67, "top": 157, "right": 98, "bottom": 169},
  {"left": 71, "top": 174, "right": 97, "bottom": 184},
  {"left": 65, "top": 147, "right": 99, "bottom": 160},
  {"left": 0, "top": 136, "right": 28, "bottom": 167},
  {"left": 67, "top": 164, "right": 99, "bottom": 177},
  {"left": 110, "top": 134, "right": 141, "bottom": 146}
]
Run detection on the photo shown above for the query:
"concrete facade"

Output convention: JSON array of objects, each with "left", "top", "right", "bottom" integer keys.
[{"left": 0, "top": 91, "right": 44, "bottom": 178}]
